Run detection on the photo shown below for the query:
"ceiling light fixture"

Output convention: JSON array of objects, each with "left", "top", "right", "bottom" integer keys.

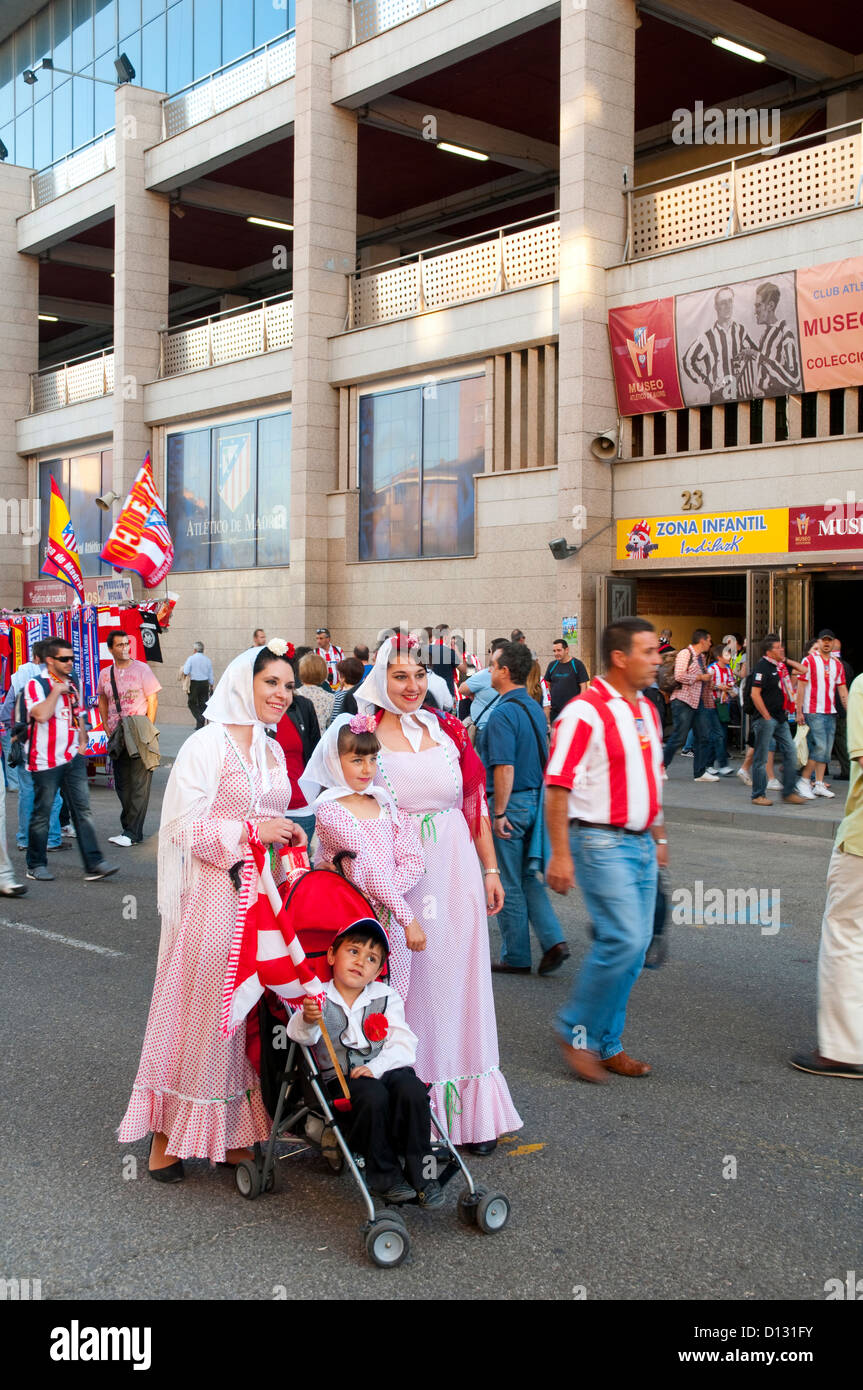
[
  {"left": 246, "top": 216, "right": 294, "bottom": 230},
  {"left": 712, "top": 35, "right": 766, "bottom": 63},
  {"left": 38, "top": 313, "right": 58, "bottom": 322},
  {"left": 436, "top": 142, "right": 489, "bottom": 162}
]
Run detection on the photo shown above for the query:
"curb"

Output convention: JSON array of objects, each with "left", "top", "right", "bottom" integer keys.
[{"left": 664, "top": 803, "right": 841, "bottom": 841}]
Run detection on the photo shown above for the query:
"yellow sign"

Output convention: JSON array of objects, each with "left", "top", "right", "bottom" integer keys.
[{"left": 617, "top": 508, "right": 789, "bottom": 561}]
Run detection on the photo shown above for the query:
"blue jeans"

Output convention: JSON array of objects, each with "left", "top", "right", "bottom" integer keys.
[
  {"left": 751, "top": 717, "right": 797, "bottom": 801},
  {"left": 28, "top": 755, "right": 103, "bottom": 872},
  {"left": 703, "top": 708, "right": 728, "bottom": 768},
  {"left": 16, "top": 764, "right": 62, "bottom": 849},
  {"left": 491, "top": 787, "right": 564, "bottom": 967},
  {"left": 290, "top": 813, "right": 316, "bottom": 850},
  {"left": 556, "top": 826, "right": 657, "bottom": 1059},
  {"left": 1, "top": 729, "right": 18, "bottom": 791},
  {"left": 663, "top": 699, "right": 711, "bottom": 777},
  {"left": 805, "top": 712, "right": 836, "bottom": 767}
]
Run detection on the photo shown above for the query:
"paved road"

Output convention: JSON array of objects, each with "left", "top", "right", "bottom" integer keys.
[{"left": 0, "top": 762, "right": 859, "bottom": 1301}]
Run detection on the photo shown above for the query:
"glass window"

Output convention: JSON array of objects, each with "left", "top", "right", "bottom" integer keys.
[
  {"left": 193, "top": 0, "right": 220, "bottom": 79},
  {"left": 39, "top": 459, "right": 67, "bottom": 578},
  {"left": 359, "top": 377, "right": 479, "bottom": 561},
  {"left": 53, "top": 0, "right": 73, "bottom": 70},
  {"left": 421, "top": 377, "right": 482, "bottom": 558},
  {"left": 254, "top": 0, "right": 288, "bottom": 46},
  {"left": 210, "top": 423, "right": 257, "bottom": 570},
  {"left": 34, "top": 7, "right": 52, "bottom": 64},
  {"left": 0, "top": 42, "right": 14, "bottom": 127},
  {"left": 167, "top": 413, "right": 291, "bottom": 571},
  {"left": 118, "top": 0, "right": 140, "bottom": 38},
  {"left": 33, "top": 95, "right": 53, "bottom": 167},
  {"left": 167, "top": 429, "right": 210, "bottom": 570},
  {"left": 72, "top": 69, "right": 94, "bottom": 146},
  {"left": 93, "top": 63, "right": 114, "bottom": 130},
  {"left": 141, "top": 14, "right": 166, "bottom": 90},
  {"left": 69, "top": 453, "right": 102, "bottom": 576},
  {"left": 142, "top": 0, "right": 165, "bottom": 21},
  {"left": 359, "top": 389, "right": 421, "bottom": 561},
  {"left": 53, "top": 79, "right": 71, "bottom": 154},
  {"left": 256, "top": 412, "right": 290, "bottom": 567},
  {"left": 15, "top": 28, "right": 35, "bottom": 111},
  {"left": 116, "top": 30, "right": 141, "bottom": 86},
  {"left": 0, "top": 122, "right": 13, "bottom": 164},
  {"left": 94, "top": 0, "right": 115, "bottom": 56},
  {"left": 72, "top": 0, "right": 94, "bottom": 68},
  {"left": 15, "top": 108, "right": 33, "bottom": 167},
  {"left": 166, "top": 0, "right": 193, "bottom": 92},
  {"left": 222, "top": 1, "right": 253, "bottom": 63}
]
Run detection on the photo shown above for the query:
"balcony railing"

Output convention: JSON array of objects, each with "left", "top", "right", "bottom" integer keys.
[
  {"left": 29, "top": 348, "right": 114, "bottom": 413},
  {"left": 161, "top": 31, "right": 296, "bottom": 139},
  {"left": 29, "top": 129, "right": 116, "bottom": 210},
  {"left": 158, "top": 293, "right": 294, "bottom": 376},
  {"left": 350, "top": 0, "right": 450, "bottom": 44},
  {"left": 347, "top": 213, "right": 559, "bottom": 328},
  {"left": 627, "top": 120, "right": 863, "bottom": 260}
]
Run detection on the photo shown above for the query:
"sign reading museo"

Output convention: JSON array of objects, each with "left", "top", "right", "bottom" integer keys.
[{"left": 609, "top": 254, "right": 863, "bottom": 415}]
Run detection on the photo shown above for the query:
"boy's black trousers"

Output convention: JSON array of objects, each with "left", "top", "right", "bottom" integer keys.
[{"left": 331, "top": 1066, "right": 432, "bottom": 1192}]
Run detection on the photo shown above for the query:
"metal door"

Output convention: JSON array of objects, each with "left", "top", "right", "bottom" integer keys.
[
  {"left": 771, "top": 573, "right": 811, "bottom": 662},
  {"left": 746, "top": 570, "right": 771, "bottom": 662},
  {"left": 595, "top": 575, "right": 637, "bottom": 675}
]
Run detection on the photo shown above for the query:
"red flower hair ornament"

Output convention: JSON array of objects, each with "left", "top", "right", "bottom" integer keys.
[{"left": 363, "top": 1013, "right": 389, "bottom": 1043}]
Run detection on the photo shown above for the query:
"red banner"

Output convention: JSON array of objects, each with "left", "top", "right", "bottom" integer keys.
[
  {"left": 608, "top": 299, "right": 684, "bottom": 415},
  {"left": 788, "top": 503, "right": 863, "bottom": 552}
]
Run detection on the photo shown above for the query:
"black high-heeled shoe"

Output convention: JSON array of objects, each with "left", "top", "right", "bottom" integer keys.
[{"left": 148, "top": 1133, "right": 184, "bottom": 1183}]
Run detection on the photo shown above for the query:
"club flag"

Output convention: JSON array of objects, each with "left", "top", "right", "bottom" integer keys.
[
  {"left": 41, "top": 476, "right": 85, "bottom": 603},
  {"left": 100, "top": 453, "right": 174, "bottom": 588}
]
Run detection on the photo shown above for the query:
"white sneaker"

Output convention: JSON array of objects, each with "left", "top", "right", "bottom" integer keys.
[
  {"left": 62, "top": 824, "right": 76, "bottom": 838},
  {"left": 695, "top": 771, "right": 719, "bottom": 782},
  {"left": 108, "top": 834, "right": 134, "bottom": 847},
  {"left": 737, "top": 768, "right": 752, "bottom": 786},
  {"left": 767, "top": 778, "right": 782, "bottom": 790},
  {"left": 716, "top": 766, "right": 733, "bottom": 776},
  {"left": 795, "top": 779, "right": 816, "bottom": 800},
  {"left": 812, "top": 782, "right": 835, "bottom": 798}
]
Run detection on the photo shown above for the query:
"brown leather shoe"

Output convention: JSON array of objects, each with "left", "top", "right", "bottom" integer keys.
[
  {"left": 555, "top": 1036, "right": 608, "bottom": 1083},
  {"left": 783, "top": 793, "right": 806, "bottom": 804},
  {"left": 602, "top": 1051, "right": 651, "bottom": 1077},
  {"left": 537, "top": 943, "right": 571, "bottom": 976},
  {"left": 751, "top": 796, "right": 773, "bottom": 806},
  {"left": 491, "top": 963, "right": 531, "bottom": 974}
]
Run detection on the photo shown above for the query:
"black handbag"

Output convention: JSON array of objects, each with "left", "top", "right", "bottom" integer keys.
[{"left": 106, "top": 668, "right": 126, "bottom": 758}]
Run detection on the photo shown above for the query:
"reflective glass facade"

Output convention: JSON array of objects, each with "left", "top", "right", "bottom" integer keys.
[
  {"left": 38, "top": 449, "right": 114, "bottom": 578},
  {"left": 359, "top": 376, "right": 483, "bottom": 561},
  {"left": 0, "top": 0, "right": 294, "bottom": 169}
]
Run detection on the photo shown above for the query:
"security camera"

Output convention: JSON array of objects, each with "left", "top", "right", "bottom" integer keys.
[
  {"left": 549, "top": 537, "right": 578, "bottom": 560},
  {"left": 590, "top": 429, "right": 619, "bottom": 461}
]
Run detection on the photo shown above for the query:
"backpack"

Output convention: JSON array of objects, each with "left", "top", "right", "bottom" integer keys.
[{"left": 657, "top": 652, "right": 681, "bottom": 695}]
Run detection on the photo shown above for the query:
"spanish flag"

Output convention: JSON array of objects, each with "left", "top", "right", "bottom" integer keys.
[{"left": 41, "top": 475, "right": 85, "bottom": 604}]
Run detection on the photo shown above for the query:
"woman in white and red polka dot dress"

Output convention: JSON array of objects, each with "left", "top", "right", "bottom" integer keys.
[{"left": 117, "top": 644, "right": 307, "bottom": 1180}]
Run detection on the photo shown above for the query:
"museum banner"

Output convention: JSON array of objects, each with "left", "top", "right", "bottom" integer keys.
[{"left": 607, "top": 299, "right": 684, "bottom": 415}]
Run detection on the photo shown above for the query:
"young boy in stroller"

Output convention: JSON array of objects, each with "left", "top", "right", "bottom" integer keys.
[{"left": 286, "top": 918, "right": 444, "bottom": 1208}]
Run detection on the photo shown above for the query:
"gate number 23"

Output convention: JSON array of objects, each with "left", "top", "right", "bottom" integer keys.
[{"left": 681, "top": 490, "right": 703, "bottom": 511}]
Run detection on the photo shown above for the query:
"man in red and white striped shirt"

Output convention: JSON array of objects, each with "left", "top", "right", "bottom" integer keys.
[
  {"left": 546, "top": 617, "right": 666, "bottom": 1083},
  {"left": 796, "top": 629, "right": 848, "bottom": 798},
  {"left": 25, "top": 638, "right": 116, "bottom": 883}
]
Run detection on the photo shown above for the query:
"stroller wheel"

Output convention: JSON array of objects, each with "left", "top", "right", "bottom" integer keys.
[
  {"left": 457, "top": 1188, "right": 481, "bottom": 1227},
  {"left": 365, "top": 1217, "right": 410, "bottom": 1268},
  {"left": 321, "top": 1125, "right": 343, "bottom": 1174},
  {"left": 476, "top": 1190, "right": 510, "bottom": 1233},
  {"left": 235, "top": 1159, "right": 261, "bottom": 1200}
]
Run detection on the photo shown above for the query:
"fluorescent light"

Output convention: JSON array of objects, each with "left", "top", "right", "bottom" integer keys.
[
  {"left": 247, "top": 216, "right": 293, "bottom": 230},
  {"left": 38, "top": 313, "right": 58, "bottom": 322},
  {"left": 712, "top": 35, "right": 766, "bottom": 63},
  {"left": 436, "top": 142, "right": 489, "bottom": 162}
]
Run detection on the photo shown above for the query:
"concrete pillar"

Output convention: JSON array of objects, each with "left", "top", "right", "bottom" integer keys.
[
  {"left": 0, "top": 165, "right": 39, "bottom": 600},
  {"left": 112, "top": 85, "right": 170, "bottom": 501},
  {"left": 290, "top": 0, "right": 357, "bottom": 643},
  {"left": 826, "top": 90, "right": 863, "bottom": 129},
  {"left": 557, "top": 0, "right": 636, "bottom": 671}
]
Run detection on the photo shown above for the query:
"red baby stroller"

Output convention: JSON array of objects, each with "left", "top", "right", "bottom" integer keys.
[{"left": 226, "top": 841, "right": 512, "bottom": 1268}]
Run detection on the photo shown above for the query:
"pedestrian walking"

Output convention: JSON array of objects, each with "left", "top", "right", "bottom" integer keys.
[
  {"left": 706, "top": 644, "right": 736, "bottom": 774},
  {"left": 314, "top": 627, "right": 344, "bottom": 687},
  {"left": 662, "top": 628, "right": 717, "bottom": 781},
  {"left": 24, "top": 637, "right": 117, "bottom": 883},
  {"left": 484, "top": 641, "right": 567, "bottom": 976},
  {"left": 796, "top": 629, "right": 848, "bottom": 799},
  {"left": 830, "top": 637, "right": 854, "bottom": 780},
  {"left": 183, "top": 641, "right": 214, "bottom": 729},
  {"left": 544, "top": 638, "right": 589, "bottom": 722},
  {"left": 749, "top": 633, "right": 807, "bottom": 807},
  {"left": 97, "top": 630, "right": 161, "bottom": 848},
  {"left": 791, "top": 670, "right": 863, "bottom": 1079},
  {"left": 546, "top": 617, "right": 666, "bottom": 1083},
  {"left": 1, "top": 641, "right": 64, "bottom": 853}
]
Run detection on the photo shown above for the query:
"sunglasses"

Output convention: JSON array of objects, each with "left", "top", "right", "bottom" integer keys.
[{"left": 54, "top": 655, "right": 74, "bottom": 663}]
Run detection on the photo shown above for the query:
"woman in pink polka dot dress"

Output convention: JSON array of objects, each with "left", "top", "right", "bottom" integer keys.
[
  {"left": 355, "top": 639, "right": 523, "bottom": 1154},
  {"left": 117, "top": 644, "right": 307, "bottom": 1180}
]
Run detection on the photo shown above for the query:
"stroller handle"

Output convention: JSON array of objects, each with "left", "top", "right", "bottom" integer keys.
[{"left": 332, "top": 850, "right": 357, "bottom": 878}]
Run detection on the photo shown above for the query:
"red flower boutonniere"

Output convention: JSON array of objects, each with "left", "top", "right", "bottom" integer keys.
[{"left": 363, "top": 1013, "right": 388, "bottom": 1042}]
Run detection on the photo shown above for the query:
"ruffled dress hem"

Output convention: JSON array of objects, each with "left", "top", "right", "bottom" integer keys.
[
  {"left": 423, "top": 1067, "right": 523, "bottom": 1146},
  {"left": 116, "top": 1082, "right": 272, "bottom": 1164}
]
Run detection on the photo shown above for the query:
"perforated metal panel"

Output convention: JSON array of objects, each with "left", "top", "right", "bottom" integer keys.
[
  {"left": 503, "top": 220, "right": 559, "bottom": 288},
  {"left": 30, "top": 353, "right": 114, "bottom": 413},
  {"left": 162, "top": 33, "right": 296, "bottom": 139},
  {"left": 30, "top": 131, "right": 116, "bottom": 209},
  {"left": 422, "top": 239, "right": 500, "bottom": 308},
  {"left": 160, "top": 299, "right": 293, "bottom": 377},
  {"left": 351, "top": 262, "right": 421, "bottom": 326},
  {"left": 736, "top": 135, "right": 860, "bottom": 229},
  {"left": 352, "top": 0, "right": 449, "bottom": 44},
  {"left": 632, "top": 172, "right": 732, "bottom": 257}
]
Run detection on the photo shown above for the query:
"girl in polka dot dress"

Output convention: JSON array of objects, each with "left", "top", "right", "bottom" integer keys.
[{"left": 299, "top": 714, "right": 426, "bottom": 1000}]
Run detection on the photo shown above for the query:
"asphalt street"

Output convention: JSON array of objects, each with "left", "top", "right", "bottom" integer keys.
[{"left": 0, "top": 755, "right": 859, "bottom": 1302}]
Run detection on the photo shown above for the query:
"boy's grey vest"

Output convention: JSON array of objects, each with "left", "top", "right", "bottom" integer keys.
[{"left": 310, "top": 994, "right": 390, "bottom": 1083}]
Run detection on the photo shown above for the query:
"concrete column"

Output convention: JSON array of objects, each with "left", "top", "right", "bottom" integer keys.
[
  {"left": 112, "top": 85, "right": 170, "bottom": 501},
  {"left": 557, "top": 0, "right": 636, "bottom": 670},
  {"left": 290, "top": 0, "right": 357, "bottom": 643},
  {"left": 0, "top": 165, "right": 39, "bottom": 599}
]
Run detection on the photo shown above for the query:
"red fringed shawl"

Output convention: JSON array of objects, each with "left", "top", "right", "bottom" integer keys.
[{"left": 373, "top": 707, "right": 489, "bottom": 837}]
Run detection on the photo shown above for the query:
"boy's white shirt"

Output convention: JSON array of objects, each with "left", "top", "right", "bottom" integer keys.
[{"left": 286, "top": 977, "right": 418, "bottom": 1078}]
